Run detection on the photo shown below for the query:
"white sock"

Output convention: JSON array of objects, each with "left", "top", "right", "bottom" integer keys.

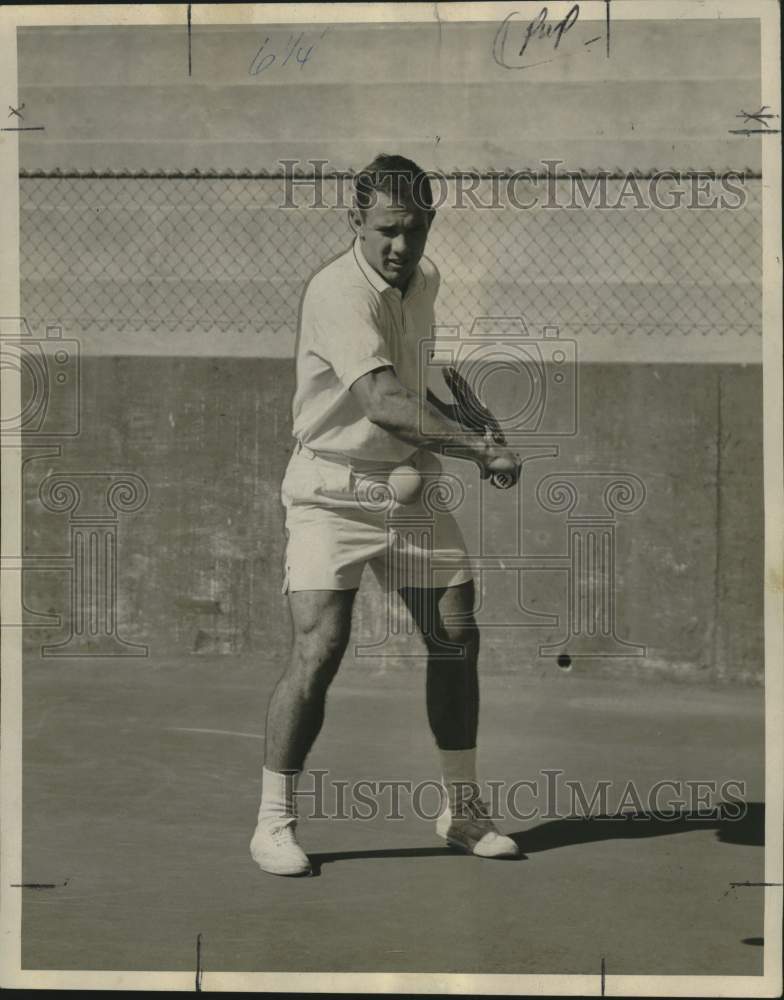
[
  {"left": 439, "top": 747, "right": 479, "bottom": 815},
  {"left": 258, "top": 766, "right": 299, "bottom": 825}
]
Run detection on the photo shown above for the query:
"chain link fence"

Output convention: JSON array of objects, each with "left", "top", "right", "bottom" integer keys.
[{"left": 19, "top": 172, "right": 761, "bottom": 342}]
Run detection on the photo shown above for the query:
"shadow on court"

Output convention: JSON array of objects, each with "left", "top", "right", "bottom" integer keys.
[
  {"left": 20, "top": 654, "right": 765, "bottom": 976},
  {"left": 309, "top": 845, "right": 457, "bottom": 876},
  {"left": 513, "top": 802, "right": 765, "bottom": 853},
  {"left": 307, "top": 804, "right": 765, "bottom": 874}
]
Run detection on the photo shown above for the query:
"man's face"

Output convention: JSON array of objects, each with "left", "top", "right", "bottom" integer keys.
[{"left": 350, "top": 191, "right": 433, "bottom": 290}]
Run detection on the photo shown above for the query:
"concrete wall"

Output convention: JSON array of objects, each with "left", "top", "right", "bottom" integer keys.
[
  {"left": 21, "top": 357, "right": 763, "bottom": 684},
  {"left": 17, "top": 19, "right": 761, "bottom": 172}
]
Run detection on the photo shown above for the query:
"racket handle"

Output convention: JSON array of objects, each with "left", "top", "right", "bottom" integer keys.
[{"left": 491, "top": 472, "right": 515, "bottom": 490}]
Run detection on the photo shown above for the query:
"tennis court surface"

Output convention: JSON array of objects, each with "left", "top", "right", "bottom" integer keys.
[{"left": 22, "top": 654, "right": 764, "bottom": 976}]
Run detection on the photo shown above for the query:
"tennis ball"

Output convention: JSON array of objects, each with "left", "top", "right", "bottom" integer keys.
[{"left": 387, "top": 465, "right": 423, "bottom": 505}]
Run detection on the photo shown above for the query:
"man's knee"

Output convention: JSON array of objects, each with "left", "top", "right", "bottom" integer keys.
[
  {"left": 428, "top": 617, "right": 479, "bottom": 659},
  {"left": 290, "top": 617, "right": 350, "bottom": 687}
]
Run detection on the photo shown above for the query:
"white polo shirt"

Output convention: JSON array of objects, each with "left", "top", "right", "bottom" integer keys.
[{"left": 291, "top": 238, "right": 440, "bottom": 462}]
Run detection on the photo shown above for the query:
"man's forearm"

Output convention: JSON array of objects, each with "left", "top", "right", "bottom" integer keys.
[{"left": 371, "top": 384, "right": 489, "bottom": 461}]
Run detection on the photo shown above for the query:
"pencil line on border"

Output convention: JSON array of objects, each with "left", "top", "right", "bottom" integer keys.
[
  {"left": 187, "top": 4, "right": 192, "bottom": 77},
  {"left": 195, "top": 932, "right": 203, "bottom": 991}
]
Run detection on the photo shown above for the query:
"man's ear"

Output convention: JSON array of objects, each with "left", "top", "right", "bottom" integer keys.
[{"left": 348, "top": 207, "right": 363, "bottom": 236}]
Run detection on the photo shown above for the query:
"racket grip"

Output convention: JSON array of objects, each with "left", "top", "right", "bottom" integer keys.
[{"left": 491, "top": 472, "right": 515, "bottom": 490}]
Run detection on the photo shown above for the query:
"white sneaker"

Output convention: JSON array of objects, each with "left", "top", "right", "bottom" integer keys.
[
  {"left": 250, "top": 817, "right": 312, "bottom": 876},
  {"left": 436, "top": 795, "right": 520, "bottom": 859}
]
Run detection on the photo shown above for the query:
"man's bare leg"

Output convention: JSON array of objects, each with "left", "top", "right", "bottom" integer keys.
[
  {"left": 399, "top": 580, "right": 519, "bottom": 859},
  {"left": 399, "top": 580, "right": 479, "bottom": 751},
  {"left": 264, "top": 588, "right": 357, "bottom": 771},
  {"left": 251, "top": 588, "right": 355, "bottom": 875}
]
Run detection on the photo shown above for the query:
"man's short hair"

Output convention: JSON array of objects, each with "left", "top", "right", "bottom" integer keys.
[{"left": 353, "top": 153, "right": 434, "bottom": 214}]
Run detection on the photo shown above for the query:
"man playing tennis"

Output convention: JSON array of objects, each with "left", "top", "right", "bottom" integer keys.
[{"left": 251, "top": 153, "right": 522, "bottom": 876}]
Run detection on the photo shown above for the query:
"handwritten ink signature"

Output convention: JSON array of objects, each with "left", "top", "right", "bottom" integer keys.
[
  {"left": 493, "top": 5, "right": 581, "bottom": 69},
  {"left": 249, "top": 28, "right": 329, "bottom": 76}
]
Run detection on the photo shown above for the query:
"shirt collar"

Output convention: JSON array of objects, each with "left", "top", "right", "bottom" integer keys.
[{"left": 353, "top": 238, "right": 424, "bottom": 300}]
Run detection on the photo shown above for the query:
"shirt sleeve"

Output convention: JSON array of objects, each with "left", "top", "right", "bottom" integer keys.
[{"left": 307, "top": 284, "right": 395, "bottom": 389}]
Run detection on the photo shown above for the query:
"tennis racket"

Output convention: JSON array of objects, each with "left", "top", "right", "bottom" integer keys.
[{"left": 442, "top": 366, "right": 516, "bottom": 489}]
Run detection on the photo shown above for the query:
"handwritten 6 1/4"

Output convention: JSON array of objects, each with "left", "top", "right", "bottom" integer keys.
[{"left": 249, "top": 28, "right": 330, "bottom": 76}]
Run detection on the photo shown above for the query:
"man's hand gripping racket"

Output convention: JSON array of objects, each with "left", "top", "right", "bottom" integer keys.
[{"left": 442, "top": 367, "right": 521, "bottom": 489}]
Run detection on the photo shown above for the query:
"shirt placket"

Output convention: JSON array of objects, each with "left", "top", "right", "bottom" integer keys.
[
  {"left": 385, "top": 290, "right": 405, "bottom": 366},
  {"left": 397, "top": 290, "right": 409, "bottom": 339},
  {"left": 390, "top": 289, "right": 404, "bottom": 338}
]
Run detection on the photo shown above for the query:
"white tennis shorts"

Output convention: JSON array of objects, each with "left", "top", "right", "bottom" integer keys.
[{"left": 280, "top": 444, "right": 474, "bottom": 594}]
